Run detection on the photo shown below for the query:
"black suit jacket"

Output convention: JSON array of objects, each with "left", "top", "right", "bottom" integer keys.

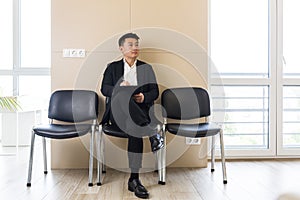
[{"left": 100, "top": 59, "right": 159, "bottom": 124}]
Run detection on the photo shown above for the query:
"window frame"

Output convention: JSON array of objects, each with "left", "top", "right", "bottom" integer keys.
[
  {"left": 0, "top": 0, "right": 50, "bottom": 97},
  {"left": 208, "top": 0, "right": 279, "bottom": 158},
  {"left": 277, "top": 0, "right": 300, "bottom": 156}
]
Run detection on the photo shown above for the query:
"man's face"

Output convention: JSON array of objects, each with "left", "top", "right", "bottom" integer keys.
[{"left": 119, "top": 38, "right": 139, "bottom": 59}]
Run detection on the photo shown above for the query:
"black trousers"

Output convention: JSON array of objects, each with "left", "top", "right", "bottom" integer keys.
[{"left": 110, "top": 90, "right": 155, "bottom": 172}]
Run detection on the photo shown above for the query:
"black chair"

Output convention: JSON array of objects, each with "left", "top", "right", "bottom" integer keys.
[
  {"left": 26, "top": 90, "right": 99, "bottom": 187},
  {"left": 96, "top": 98, "right": 166, "bottom": 186},
  {"left": 161, "top": 87, "right": 227, "bottom": 184}
]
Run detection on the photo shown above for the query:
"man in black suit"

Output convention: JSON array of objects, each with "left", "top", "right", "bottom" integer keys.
[{"left": 101, "top": 33, "right": 164, "bottom": 199}]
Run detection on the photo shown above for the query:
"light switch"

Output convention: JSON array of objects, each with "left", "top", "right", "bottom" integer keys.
[{"left": 63, "top": 49, "right": 70, "bottom": 57}]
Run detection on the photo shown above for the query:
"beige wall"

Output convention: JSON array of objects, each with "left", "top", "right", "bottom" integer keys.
[{"left": 51, "top": 0, "right": 208, "bottom": 169}]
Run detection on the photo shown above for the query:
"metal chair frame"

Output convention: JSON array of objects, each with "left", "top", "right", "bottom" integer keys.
[
  {"left": 96, "top": 124, "right": 166, "bottom": 185},
  {"left": 26, "top": 90, "right": 98, "bottom": 187},
  {"left": 161, "top": 87, "right": 227, "bottom": 184}
]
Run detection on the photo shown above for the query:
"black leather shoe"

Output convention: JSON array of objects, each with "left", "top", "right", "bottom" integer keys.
[
  {"left": 150, "top": 133, "right": 164, "bottom": 152},
  {"left": 128, "top": 179, "right": 149, "bottom": 199}
]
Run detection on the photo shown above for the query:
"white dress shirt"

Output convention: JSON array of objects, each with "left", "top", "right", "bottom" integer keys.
[{"left": 123, "top": 59, "right": 137, "bottom": 86}]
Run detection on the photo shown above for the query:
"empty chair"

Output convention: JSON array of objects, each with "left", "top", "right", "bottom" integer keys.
[
  {"left": 161, "top": 87, "right": 227, "bottom": 184},
  {"left": 26, "top": 90, "right": 99, "bottom": 187}
]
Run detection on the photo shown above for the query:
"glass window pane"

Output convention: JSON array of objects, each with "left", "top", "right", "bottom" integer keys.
[
  {"left": 0, "top": 76, "right": 13, "bottom": 96},
  {"left": 18, "top": 76, "right": 50, "bottom": 111},
  {"left": 0, "top": 1, "right": 13, "bottom": 69},
  {"left": 283, "top": 1, "right": 300, "bottom": 77},
  {"left": 282, "top": 86, "right": 300, "bottom": 147},
  {"left": 210, "top": 0, "right": 269, "bottom": 78},
  {"left": 20, "top": 0, "right": 51, "bottom": 68},
  {"left": 224, "top": 135, "right": 268, "bottom": 148},
  {"left": 211, "top": 86, "right": 269, "bottom": 149}
]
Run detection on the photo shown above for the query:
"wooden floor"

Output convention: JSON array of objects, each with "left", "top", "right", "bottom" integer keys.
[{"left": 1, "top": 144, "right": 300, "bottom": 200}]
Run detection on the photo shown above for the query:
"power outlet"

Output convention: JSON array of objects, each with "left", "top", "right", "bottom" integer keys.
[
  {"left": 62, "top": 49, "right": 86, "bottom": 58},
  {"left": 69, "top": 49, "right": 77, "bottom": 57},
  {"left": 185, "top": 138, "right": 201, "bottom": 145},
  {"left": 77, "top": 49, "right": 86, "bottom": 57}
]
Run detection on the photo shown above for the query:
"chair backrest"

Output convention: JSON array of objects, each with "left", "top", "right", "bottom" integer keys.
[
  {"left": 48, "top": 90, "right": 99, "bottom": 122},
  {"left": 161, "top": 87, "right": 211, "bottom": 120}
]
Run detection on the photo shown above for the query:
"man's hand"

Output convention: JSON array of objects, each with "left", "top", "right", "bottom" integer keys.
[{"left": 133, "top": 93, "right": 144, "bottom": 103}]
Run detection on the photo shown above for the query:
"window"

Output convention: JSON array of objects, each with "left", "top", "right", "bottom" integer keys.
[
  {"left": 210, "top": 0, "right": 272, "bottom": 156},
  {"left": 0, "top": 76, "right": 13, "bottom": 96},
  {"left": 211, "top": 86, "right": 269, "bottom": 149},
  {"left": 282, "top": 86, "right": 300, "bottom": 148},
  {"left": 210, "top": 0, "right": 269, "bottom": 78},
  {"left": 0, "top": 1, "right": 13, "bottom": 70},
  {"left": 210, "top": 0, "right": 300, "bottom": 157},
  {"left": 0, "top": 0, "right": 50, "bottom": 152},
  {"left": 282, "top": 0, "right": 300, "bottom": 77},
  {"left": 0, "top": 0, "right": 51, "bottom": 98},
  {"left": 20, "top": 0, "right": 51, "bottom": 68},
  {"left": 279, "top": 0, "right": 300, "bottom": 155},
  {"left": 19, "top": 76, "right": 51, "bottom": 110}
]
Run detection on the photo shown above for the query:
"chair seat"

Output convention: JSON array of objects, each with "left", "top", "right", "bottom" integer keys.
[
  {"left": 166, "top": 122, "right": 221, "bottom": 137},
  {"left": 33, "top": 124, "right": 92, "bottom": 139},
  {"left": 102, "top": 124, "right": 128, "bottom": 138}
]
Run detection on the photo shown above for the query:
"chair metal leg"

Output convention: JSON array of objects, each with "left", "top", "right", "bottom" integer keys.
[
  {"left": 96, "top": 126, "right": 102, "bottom": 186},
  {"left": 42, "top": 137, "right": 48, "bottom": 174},
  {"left": 211, "top": 135, "right": 215, "bottom": 172},
  {"left": 101, "top": 133, "right": 106, "bottom": 173},
  {"left": 154, "top": 124, "right": 162, "bottom": 173},
  {"left": 27, "top": 131, "right": 36, "bottom": 187},
  {"left": 158, "top": 129, "right": 166, "bottom": 185},
  {"left": 154, "top": 151, "right": 158, "bottom": 172},
  {"left": 88, "top": 124, "right": 95, "bottom": 187},
  {"left": 219, "top": 129, "right": 227, "bottom": 184}
]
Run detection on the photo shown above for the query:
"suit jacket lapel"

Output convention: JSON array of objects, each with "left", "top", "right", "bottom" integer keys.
[
  {"left": 115, "top": 59, "right": 124, "bottom": 83},
  {"left": 136, "top": 60, "right": 144, "bottom": 86}
]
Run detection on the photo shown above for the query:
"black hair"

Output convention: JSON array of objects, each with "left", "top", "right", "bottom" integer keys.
[{"left": 118, "top": 33, "right": 140, "bottom": 46}]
